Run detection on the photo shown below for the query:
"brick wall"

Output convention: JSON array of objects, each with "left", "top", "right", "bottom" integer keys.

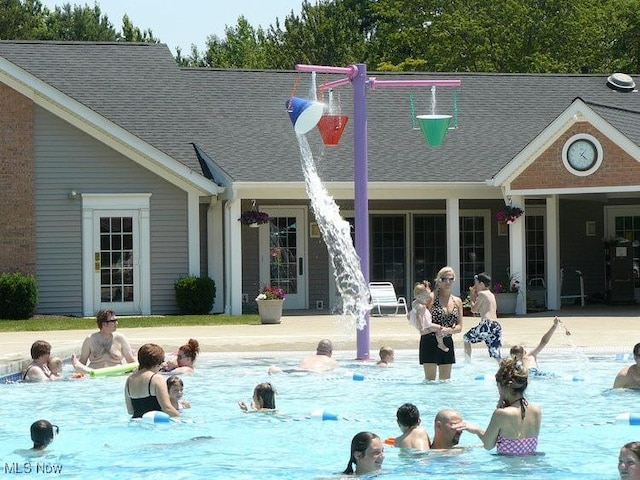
[
  {"left": 0, "top": 84, "right": 36, "bottom": 274},
  {"left": 512, "top": 123, "right": 640, "bottom": 189}
]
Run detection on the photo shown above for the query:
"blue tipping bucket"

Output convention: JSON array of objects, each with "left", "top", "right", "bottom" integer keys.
[{"left": 286, "top": 97, "right": 324, "bottom": 134}]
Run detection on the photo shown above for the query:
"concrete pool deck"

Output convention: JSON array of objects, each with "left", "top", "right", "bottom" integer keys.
[{"left": 1, "top": 304, "right": 638, "bottom": 376}]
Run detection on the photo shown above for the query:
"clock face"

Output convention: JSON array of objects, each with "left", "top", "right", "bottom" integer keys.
[{"left": 567, "top": 138, "right": 597, "bottom": 171}]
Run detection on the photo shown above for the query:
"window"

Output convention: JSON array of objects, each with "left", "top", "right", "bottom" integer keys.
[
  {"left": 459, "top": 215, "right": 486, "bottom": 289},
  {"left": 413, "top": 215, "right": 446, "bottom": 285}
]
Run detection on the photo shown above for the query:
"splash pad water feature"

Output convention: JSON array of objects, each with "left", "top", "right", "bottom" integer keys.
[{"left": 289, "top": 64, "right": 461, "bottom": 359}]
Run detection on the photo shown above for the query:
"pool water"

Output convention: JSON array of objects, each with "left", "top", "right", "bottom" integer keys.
[{"left": 1, "top": 349, "right": 635, "bottom": 479}]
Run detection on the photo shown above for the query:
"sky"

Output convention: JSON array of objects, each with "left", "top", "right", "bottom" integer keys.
[{"left": 39, "top": 0, "right": 305, "bottom": 55}]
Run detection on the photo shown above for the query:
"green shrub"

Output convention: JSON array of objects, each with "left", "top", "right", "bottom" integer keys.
[
  {"left": 174, "top": 275, "right": 216, "bottom": 314},
  {"left": 0, "top": 272, "right": 38, "bottom": 319}
]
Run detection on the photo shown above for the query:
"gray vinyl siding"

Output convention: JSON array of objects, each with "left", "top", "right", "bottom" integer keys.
[
  {"left": 34, "top": 107, "right": 188, "bottom": 315},
  {"left": 241, "top": 227, "right": 260, "bottom": 313}
]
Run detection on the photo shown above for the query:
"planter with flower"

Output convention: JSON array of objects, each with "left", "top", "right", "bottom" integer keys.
[
  {"left": 496, "top": 205, "right": 524, "bottom": 225},
  {"left": 239, "top": 210, "right": 271, "bottom": 228},
  {"left": 493, "top": 274, "right": 520, "bottom": 315},
  {"left": 256, "top": 285, "right": 286, "bottom": 324}
]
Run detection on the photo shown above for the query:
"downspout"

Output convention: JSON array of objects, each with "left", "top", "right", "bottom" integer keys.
[{"left": 224, "top": 190, "right": 238, "bottom": 315}]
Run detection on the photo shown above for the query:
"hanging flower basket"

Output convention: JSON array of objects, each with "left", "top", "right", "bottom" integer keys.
[
  {"left": 239, "top": 210, "right": 270, "bottom": 226},
  {"left": 496, "top": 205, "right": 524, "bottom": 224}
]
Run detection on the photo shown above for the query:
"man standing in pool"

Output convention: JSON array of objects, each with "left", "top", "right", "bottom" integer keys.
[
  {"left": 299, "top": 339, "right": 339, "bottom": 372},
  {"left": 613, "top": 343, "right": 640, "bottom": 389},
  {"left": 268, "top": 339, "right": 339, "bottom": 374}
]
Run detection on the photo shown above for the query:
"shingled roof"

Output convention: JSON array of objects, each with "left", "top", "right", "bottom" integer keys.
[{"left": 1, "top": 41, "right": 638, "bottom": 185}]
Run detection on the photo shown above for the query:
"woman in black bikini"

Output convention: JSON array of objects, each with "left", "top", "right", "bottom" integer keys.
[
  {"left": 419, "top": 266, "right": 463, "bottom": 381},
  {"left": 125, "top": 343, "right": 180, "bottom": 419}
]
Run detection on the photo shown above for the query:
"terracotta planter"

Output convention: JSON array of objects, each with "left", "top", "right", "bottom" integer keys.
[
  {"left": 495, "top": 292, "right": 517, "bottom": 315},
  {"left": 257, "top": 299, "right": 285, "bottom": 324}
]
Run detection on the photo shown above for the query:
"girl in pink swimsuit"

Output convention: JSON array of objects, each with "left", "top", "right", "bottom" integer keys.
[{"left": 463, "top": 357, "right": 541, "bottom": 456}]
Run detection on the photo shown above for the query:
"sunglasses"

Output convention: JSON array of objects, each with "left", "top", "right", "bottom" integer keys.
[
  {"left": 103, "top": 319, "right": 118, "bottom": 324},
  {"left": 440, "top": 277, "right": 455, "bottom": 283}
]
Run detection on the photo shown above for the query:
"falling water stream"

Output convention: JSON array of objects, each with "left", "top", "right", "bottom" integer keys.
[{"left": 296, "top": 134, "right": 370, "bottom": 330}]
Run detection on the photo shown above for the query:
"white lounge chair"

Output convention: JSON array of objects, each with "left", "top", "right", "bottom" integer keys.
[{"left": 369, "top": 282, "right": 408, "bottom": 316}]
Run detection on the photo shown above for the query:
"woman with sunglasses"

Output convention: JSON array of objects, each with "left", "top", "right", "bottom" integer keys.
[
  {"left": 72, "top": 309, "right": 136, "bottom": 374},
  {"left": 419, "top": 266, "right": 463, "bottom": 381}
]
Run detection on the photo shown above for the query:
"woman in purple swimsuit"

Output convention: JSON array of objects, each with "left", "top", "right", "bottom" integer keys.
[{"left": 464, "top": 357, "right": 541, "bottom": 456}]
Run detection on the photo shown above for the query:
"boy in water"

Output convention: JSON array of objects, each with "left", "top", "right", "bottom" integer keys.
[
  {"left": 463, "top": 273, "right": 502, "bottom": 360},
  {"left": 376, "top": 346, "right": 395, "bottom": 367},
  {"left": 394, "top": 403, "right": 431, "bottom": 451},
  {"left": 30, "top": 420, "right": 57, "bottom": 450}
]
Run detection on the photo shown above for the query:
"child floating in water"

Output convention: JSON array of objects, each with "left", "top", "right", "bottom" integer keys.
[
  {"left": 167, "top": 375, "right": 190, "bottom": 410},
  {"left": 408, "top": 281, "right": 448, "bottom": 352},
  {"left": 376, "top": 346, "right": 395, "bottom": 367},
  {"left": 238, "top": 382, "right": 277, "bottom": 412}
]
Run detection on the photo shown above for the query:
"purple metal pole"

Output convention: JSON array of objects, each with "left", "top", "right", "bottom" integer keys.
[{"left": 353, "top": 64, "right": 370, "bottom": 361}]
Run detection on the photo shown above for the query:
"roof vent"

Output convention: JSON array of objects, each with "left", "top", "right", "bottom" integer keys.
[{"left": 606, "top": 72, "right": 636, "bottom": 92}]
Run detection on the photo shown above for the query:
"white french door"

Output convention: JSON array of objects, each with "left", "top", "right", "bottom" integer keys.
[
  {"left": 82, "top": 194, "right": 151, "bottom": 316},
  {"left": 259, "top": 207, "right": 307, "bottom": 309}
]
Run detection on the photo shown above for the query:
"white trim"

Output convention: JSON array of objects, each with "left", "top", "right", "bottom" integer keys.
[
  {"left": 225, "top": 199, "right": 243, "bottom": 315},
  {"left": 508, "top": 185, "right": 640, "bottom": 196},
  {"left": 187, "top": 191, "right": 200, "bottom": 276},
  {"left": 561, "top": 133, "right": 603, "bottom": 176},
  {"left": 446, "top": 199, "right": 461, "bottom": 295},
  {"left": 235, "top": 182, "right": 501, "bottom": 200},
  {"left": 81, "top": 194, "right": 151, "bottom": 316},
  {"left": 506, "top": 196, "right": 527, "bottom": 314},
  {"left": 207, "top": 199, "right": 225, "bottom": 313},
  {"left": 546, "top": 196, "right": 561, "bottom": 310}
]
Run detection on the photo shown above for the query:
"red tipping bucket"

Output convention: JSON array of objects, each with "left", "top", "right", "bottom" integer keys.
[
  {"left": 317, "top": 114, "right": 349, "bottom": 146},
  {"left": 416, "top": 114, "right": 452, "bottom": 147},
  {"left": 286, "top": 97, "right": 325, "bottom": 134}
]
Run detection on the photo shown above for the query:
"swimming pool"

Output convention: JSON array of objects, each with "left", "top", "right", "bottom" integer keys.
[{"left": 1, "top": 349, "right": 635, "bottom": 479}]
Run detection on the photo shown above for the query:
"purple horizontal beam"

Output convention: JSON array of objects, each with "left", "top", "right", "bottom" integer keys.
[
  {"left": 296, "top": 64, "right": 358, "bottom": 78},
  {"left": 318, "top": 77, "right": 352, "bottom": 91}
]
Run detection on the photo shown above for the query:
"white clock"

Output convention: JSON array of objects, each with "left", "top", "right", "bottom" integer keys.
[{"left": 562, "top": 134, "right": 603, "bottom": 176}]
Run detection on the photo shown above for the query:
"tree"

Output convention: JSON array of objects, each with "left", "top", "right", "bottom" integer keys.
[
  {"left": 0, "top": 0, "right": 158, "bottom": 43},
  {"left": 264, "top": 0, "right": 370, "bottom": 69},
  {"left": 44, "top": 2, "right": 117, "bottom": 41},
  {"left": 121, "top": 14, "right": 158, "bottom": 43},
  {"left": 0, "top": 0, "right": 49, "bottom": 40}
]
